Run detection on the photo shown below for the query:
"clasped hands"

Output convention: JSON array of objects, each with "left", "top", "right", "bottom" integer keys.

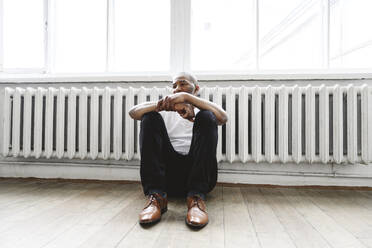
[{"left": 155, "top": 92, "right": 195, "bottom": 122}]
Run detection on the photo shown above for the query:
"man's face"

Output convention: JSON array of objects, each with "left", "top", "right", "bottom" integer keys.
[{"left": 172, "top": 76, "right": 197, "bottom": 94}]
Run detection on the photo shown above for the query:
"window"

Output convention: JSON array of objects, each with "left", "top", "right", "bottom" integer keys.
[
  {"left": 53, "top": 0, "right": 107, "bottom": 73},
  {"left": 191, "top": 0, "right": 256, "bottom": 71},
  {"left": 112, "top": 0, "right": 170, "bottom": 72},
  {"left": 330, "top": 0, "right": 372, "bottom": 69},
  {"left": 1, "top": 0, "right": 372, "bottom": 75},
  {"left": 258, "top": 0, "right": 324, "bottom": 70},
  {"left": 3, "top": 0, "right": 44, "bottom": 70}
]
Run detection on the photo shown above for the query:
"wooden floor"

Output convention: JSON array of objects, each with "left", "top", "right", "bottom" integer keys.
[{"left": 1, "top": 178, "right": 372, "bottom": 248}]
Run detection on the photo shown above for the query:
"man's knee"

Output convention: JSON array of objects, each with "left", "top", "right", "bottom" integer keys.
[
  {"left": 195, "top": 110, "right": 217, "bottom": 127},
  {"left": 141, "top": 111, "right": 162, "bottom": 124}
]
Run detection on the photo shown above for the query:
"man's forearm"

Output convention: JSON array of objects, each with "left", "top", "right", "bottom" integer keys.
[
  {"left": 129, "top": 93, "right": 228, "bottom": 125},
  {"left": 128, "top": 101, "right": 158, "bottom": 120},
  {"left": 185, "top": 94, "right": 228, "bottom": 125}
]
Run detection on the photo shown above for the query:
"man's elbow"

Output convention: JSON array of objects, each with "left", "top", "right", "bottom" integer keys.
[
  {"left": 218, "top": 115, "right": 228, "bottom": 125},
  {"left": 129, "top": 109, "right": 139, "bottom": 120}
]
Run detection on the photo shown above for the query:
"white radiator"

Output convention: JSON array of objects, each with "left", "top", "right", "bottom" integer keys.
[{"left": 2, "top": 85, "right": 372, "bottom": 164}]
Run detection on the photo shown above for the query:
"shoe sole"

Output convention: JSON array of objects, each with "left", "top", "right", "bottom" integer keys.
[
  {"left": 139, "top": 207, "right": 168, "bottom": 225},
  {"left": 185, "top": 217, "right": 208, "bottom": 229}
]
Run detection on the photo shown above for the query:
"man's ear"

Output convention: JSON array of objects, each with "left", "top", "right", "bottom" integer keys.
[{"left": 193, "top": 85, "right": 200, "bottom": 95}]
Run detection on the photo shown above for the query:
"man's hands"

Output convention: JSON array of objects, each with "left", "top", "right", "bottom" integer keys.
[
  {"left": 156, "top": 93, "right": 195, "bottom": 122},
  {"left": 156, "top": 92, "right": 187, "bottom": 112}
]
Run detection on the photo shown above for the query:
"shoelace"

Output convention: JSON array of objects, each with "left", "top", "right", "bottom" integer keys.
[
  {"left": 149, "top": 194, "right": 157, "bottom": 202},
  {"left": 190, "top": 196, "right": 206, "bottom": 212},
  {"left": 144, "top": 194, "right": 160, "bottom": 209}
]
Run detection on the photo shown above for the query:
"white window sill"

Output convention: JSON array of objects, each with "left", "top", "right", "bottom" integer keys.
[{"left": 1, "top": 70, "right": 372, "bottom": 83}]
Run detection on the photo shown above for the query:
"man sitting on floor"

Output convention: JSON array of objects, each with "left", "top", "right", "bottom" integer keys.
[{"left": 129, "top": 72, "right": 228, "bottom": 228}]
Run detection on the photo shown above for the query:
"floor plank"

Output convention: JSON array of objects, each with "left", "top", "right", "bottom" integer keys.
[
  {"left": 304, "top": 189, "right": 372, "bottom": 245},
  {"left": 77, "top": 185, "right": 144, "bottom": 248},
  {"left": 223, "top": 186, "right": 260, "bottom": 248},
  {"left": 0, "top": 181, "right": 91, "bottom": 233},
  {"left": 280, "top": 188, "right": 366, "bottom": 248},
  {"left": 152, "top": 197, "right": 192, "bottom": 248},
  {"left": 44, "top": 183, "right": 139, "bottom": 248},
  {"left": 1, "top": 178, "right": 372, "bottom": 248},
  {"left": 335, "top": 189, "right": 372, "bottom": 212},
  {"left": 0, "top": 180, "right": 50, "bottom": 206},
  {"left": 241, "top": 186, "right": 296, "bottom": 248},
  {"left": 260, "top": 187, "right": 331, "bottom": 248},
  {"left": 1, "top": 182, "right": 115, "bottom": 248}
]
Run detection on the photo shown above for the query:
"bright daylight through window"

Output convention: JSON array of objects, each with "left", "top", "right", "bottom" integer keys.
[{"left": 1, "top": 0, "right": 371, "bottom": 74}]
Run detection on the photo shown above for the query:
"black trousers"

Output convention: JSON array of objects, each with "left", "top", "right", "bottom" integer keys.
[{"left": 139, "top": 110, "right": 218, "bottom": 197}]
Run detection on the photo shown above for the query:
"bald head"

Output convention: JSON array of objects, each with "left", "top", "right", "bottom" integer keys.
[
  {"left": 172, "top": 72, "right": 199, "bottom": 95},
  {"left": 172, "top": 72, "right": 198, "bottom": 87}
]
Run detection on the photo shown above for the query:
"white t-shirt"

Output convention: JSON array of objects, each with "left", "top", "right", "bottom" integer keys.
[{"left": 159, "top": 107, "right": 200, "bottom": 155}]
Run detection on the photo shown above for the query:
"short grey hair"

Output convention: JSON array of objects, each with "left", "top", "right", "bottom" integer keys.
[{"left": 172, "top": 72, "right": 198, "bottom": 86}]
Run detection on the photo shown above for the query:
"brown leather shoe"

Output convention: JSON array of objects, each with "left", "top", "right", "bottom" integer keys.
[
  {"left": 139, "top": 193, "right": 168, "bottom": 224},
  {"left": 186, "top": 195, "right": 208, "bottom": 228}
]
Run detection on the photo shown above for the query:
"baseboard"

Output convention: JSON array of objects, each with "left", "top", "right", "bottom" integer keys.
[{"left": 1, "top": 160, "right": 372, "bottom": 187}]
